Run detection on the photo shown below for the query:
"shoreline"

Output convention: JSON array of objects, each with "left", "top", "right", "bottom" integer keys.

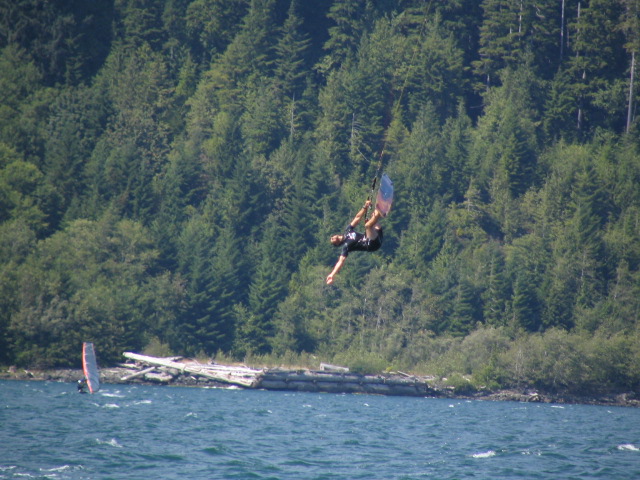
[{"left": 2, "top": 366, "right": 638, "bottom": 408}]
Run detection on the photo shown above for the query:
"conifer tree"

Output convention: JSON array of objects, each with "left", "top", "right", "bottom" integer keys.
[
  {"left": 241, "top": 216, "right": 289, "bottom": 355},
  {"left": 480, "top": 241, "right": 510, "bottom": 326},
  {"left": 450, "top": 278, "right": 481, "bottom": 336},
  {"left": 184, "top": 0, "right": 249, "bottom": 64},
  {"left": 567, "top": 0, "right": 627, "bottom": 133},
  {"left": 619, "top": 0, "right": 640, "bottom": 133},
  {"left": 474, "top": 0, "right": 522, "bottom": 87},
  {"left": 319, "top": 0, "right": 369, "bottom": 74},
  {"left": 273, "top": 0, "right": 311, "bottom": 99}
]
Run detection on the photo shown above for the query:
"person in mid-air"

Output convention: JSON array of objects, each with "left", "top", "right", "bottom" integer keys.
[{"left": 326, "top": 199, "right": 384, "bottom": 285}]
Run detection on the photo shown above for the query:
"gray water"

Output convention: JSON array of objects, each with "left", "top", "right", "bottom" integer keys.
[{"left": 1, "top": 380, "right": 639, "bottom": 479}]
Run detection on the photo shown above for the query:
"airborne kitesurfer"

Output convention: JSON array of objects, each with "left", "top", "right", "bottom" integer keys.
[{"left": 326, "top": 199, "right": 384, "bottom": 285}]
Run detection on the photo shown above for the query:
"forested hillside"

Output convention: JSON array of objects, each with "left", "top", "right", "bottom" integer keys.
[{"left": 1, "top": 0, "right": 639, "bottom": 395}]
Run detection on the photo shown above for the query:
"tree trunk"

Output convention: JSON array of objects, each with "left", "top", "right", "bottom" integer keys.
[{"left": 627, "top": 50, "right": 636, "bottom": 133}]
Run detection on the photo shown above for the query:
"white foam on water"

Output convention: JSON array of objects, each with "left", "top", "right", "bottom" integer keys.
[
  {"left": 617, "top": 444, "right": 639, "bottom": 451},
  {"left": 40, "top": 465, "right": 71, "bottom": 473},
  {"left": 100, "top": 392, "right": 125, "bottom": 398},
  {"left": 97, "top": 438, "right": 123, "bottom": 448},
  {"left": 103, "top": 403, "right": 120, "bottom": 409},
  {"left": 472, "top": 450, "right": 496, "bottom": 459}
]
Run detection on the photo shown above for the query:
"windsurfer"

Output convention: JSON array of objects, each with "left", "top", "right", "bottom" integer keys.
[
  {"left": 77, "top": 378, "right": 87, "bottom": 393},
  {"left": 326, "top": 199, "right": 384, "bottom": 285}
]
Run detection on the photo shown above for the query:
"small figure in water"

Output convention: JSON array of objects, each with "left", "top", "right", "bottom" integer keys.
[
  {"left": 326, "top": 199, "right": 384, "bottom": 285},
  {"left": 77, "top": 378, "right": 87, "bottom": 394}
]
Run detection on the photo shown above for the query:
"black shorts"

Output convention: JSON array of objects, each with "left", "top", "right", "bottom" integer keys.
[{"left": 366, "top": 228, "right": 383, "bottom": 252}]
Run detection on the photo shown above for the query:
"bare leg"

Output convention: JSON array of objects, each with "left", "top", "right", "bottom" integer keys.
[{"left": 365, "top": 209, "right": 383, "bottom": 240}]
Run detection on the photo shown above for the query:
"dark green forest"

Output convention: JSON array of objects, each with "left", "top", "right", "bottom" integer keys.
[{"left": 1, "top": 0, "right": 640, "bottom": 395}]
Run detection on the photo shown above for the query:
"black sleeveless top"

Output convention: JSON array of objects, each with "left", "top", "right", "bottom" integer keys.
[{"left": 339, "top": 225, "right": 383, "bottom": 257}]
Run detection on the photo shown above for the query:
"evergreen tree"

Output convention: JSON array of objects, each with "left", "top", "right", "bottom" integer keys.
[
  {"left": 397, "top": 200, "right": 446, "bottom": 277},
  {"left": 113, "top": 0, "right": 165, "bottom": 49},
  {"left": 273, "top": 0, "right": 311, "bottom": 99},
  {"left": 566, "top": 163, "right": 610, "bottom": 307},
  {"left": 241, "top": 80, "right": 285, "bottom": 159},
  {"left": 474, "top": 0, "right": 523, "bottom": 87},
  {"left": 184, "top": 0, "right": 249, "bottom": 64},
  {"left": 0, "top": 0, "right": 113, "bottom": 85},
  {"left": 478, "top": 241, "right": 510, "bottom": 327},
  {"left": 450, "top": 278, "right": 481, "bottom": 336},
  {"left": 404, "top": 17, "right": 468, "bottom": 122},
  {"left": 438, "top": 105, "right": 473, "bottom": 203},
  {"left": 507, "top": 235, "right": 547, "bottom": 331},
  {"left": 0, "top": 45, "right": 42, "bottom": 151},
  {"left": 318, "top": 0, "right": 370, "bottom": 74},
  {"left": 43, "top": 85, "right": 107, "bottom": 227},
  {"left": 619, "top": 0, "right": 640, "bottom": 133},
  {"left": 511, "top": 270, "right": 542, "bottom": 332},
  {"left": 83, "top": 44, "right": 173, "bottom": 220},
  {"left": 567, "top": 0, "right": 627, "bottom": 133},
  {"left": 240, "top": 216, "right": 289, "bottom": 355}
]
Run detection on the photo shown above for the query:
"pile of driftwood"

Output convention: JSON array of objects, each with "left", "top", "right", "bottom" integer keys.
[
  {"left": 120, "top": 352, "right": 438, "bottom": 397},
  {"left": 121, "top": 352, "right": 262, "bottom": 387}
]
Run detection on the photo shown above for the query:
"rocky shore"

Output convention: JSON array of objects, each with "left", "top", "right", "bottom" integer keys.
[{"left": 2, "top": 363, "right": 638, "bottom": 408}]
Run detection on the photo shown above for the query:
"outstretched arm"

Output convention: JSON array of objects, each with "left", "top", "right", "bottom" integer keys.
[
  {"left": 326, "top": 255, "right": 346, "bottom": 285},
  {"left": 349, "top": 200, "right": 372, "bottom": 228},
  {"left": 327, "top": 201, "right": 371, "bottom": 285}
]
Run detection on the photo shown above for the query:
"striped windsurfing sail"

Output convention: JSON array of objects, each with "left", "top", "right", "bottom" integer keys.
[{"left": 82, "top": 342, "right": 100, "bottom": 393}]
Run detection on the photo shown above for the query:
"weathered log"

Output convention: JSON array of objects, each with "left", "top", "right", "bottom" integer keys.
[
  {"left": 320, "top": 363, "right": 349, "bottom": 373},
  {"left": 144, "top": 372, "right": 174, "bottom": 383},
  {"left": 121, "top": 366, "right": 157, "bottom": 381}
]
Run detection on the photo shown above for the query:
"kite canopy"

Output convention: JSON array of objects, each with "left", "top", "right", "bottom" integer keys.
[{"left": 376, "top": 174, "right": 393, "bottom": 217}]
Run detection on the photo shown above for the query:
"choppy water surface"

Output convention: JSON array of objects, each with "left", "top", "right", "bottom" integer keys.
[{"left": 1, "top": 380, "right": 639, "bottom": 479}]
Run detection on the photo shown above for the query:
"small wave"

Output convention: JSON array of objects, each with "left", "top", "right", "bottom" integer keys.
[
  {"left": 520, "top": 449, "right": 542, "bottom": 456},
  {"left": 617, "top": 444, "right": 640, "bottom": 451},
  {"left": 202, "top": 445, "right": 225, "bottom": 456},
  {"left": 102, "top": 403, "right": 120, "bottom": 409},
  {"left": 133, "top": 399, "right": 152, "bottom": 405},
  {"left": 100, "top": 392, "right": 124, "bottom": 398},
  {"left": 472, "top": 450, "right": 496, "bottom": 459},
  {"left": 40, "top": 465, "right": 71, "bottom": 473},
  {"left": 97, "top": 438, "right": 123, "bottom": 448}
]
